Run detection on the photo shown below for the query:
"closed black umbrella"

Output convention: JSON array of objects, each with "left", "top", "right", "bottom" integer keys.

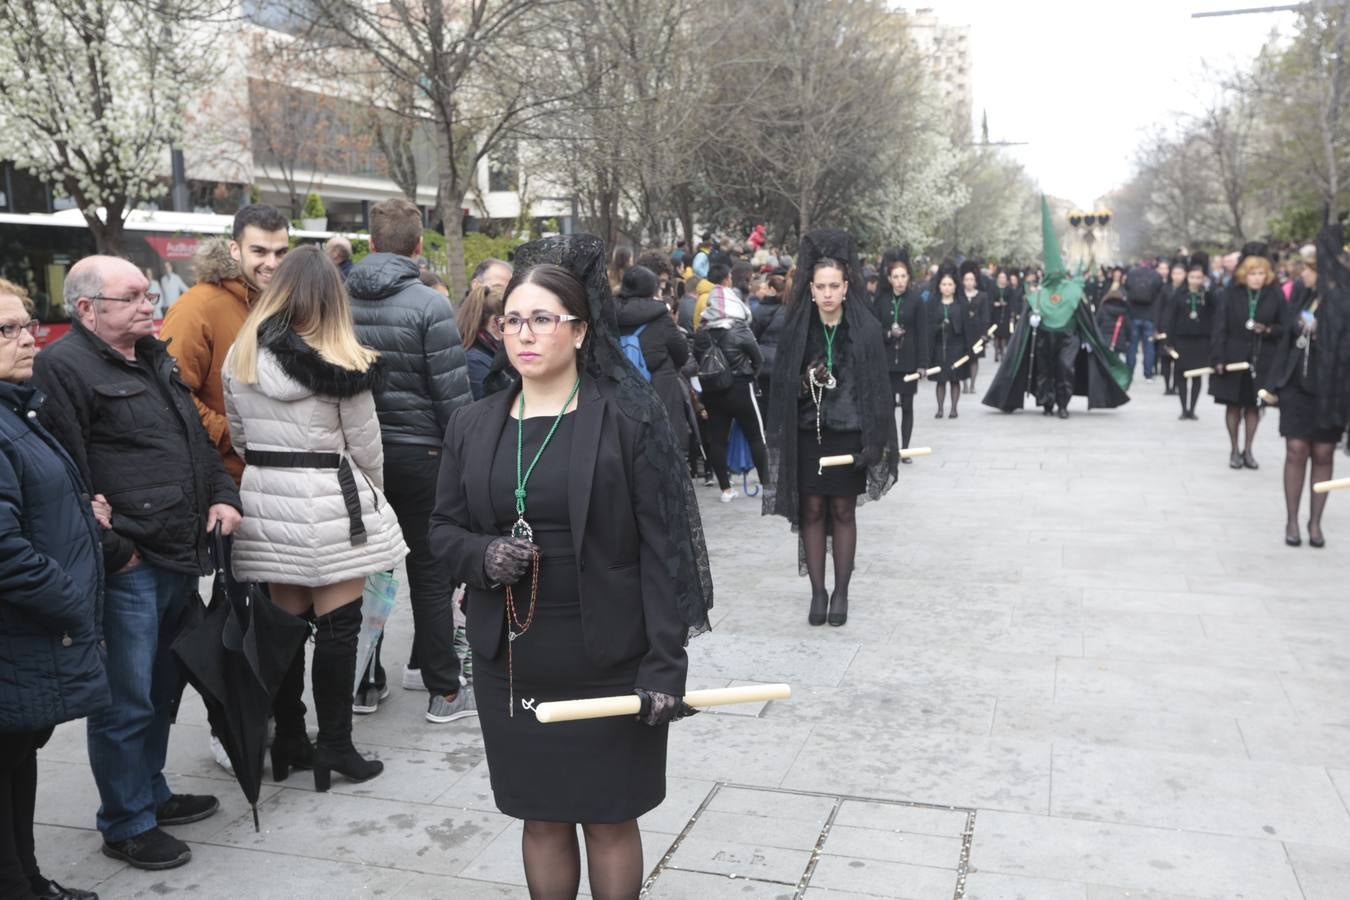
[{"left": 172, "top": 528, "right": 310, "bottom": 830}]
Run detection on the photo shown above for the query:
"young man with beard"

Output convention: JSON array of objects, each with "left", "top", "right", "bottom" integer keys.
[{"left": 157, "top": 205, "right": 304, "bottom": 776}]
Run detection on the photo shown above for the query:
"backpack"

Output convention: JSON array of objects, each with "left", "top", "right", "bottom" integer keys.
[
  {"left": 619, "top": 323, "right": 652, "bottom": 381},
  {"left": 696, "top": 332, "right": 734, "bottom": 393}
]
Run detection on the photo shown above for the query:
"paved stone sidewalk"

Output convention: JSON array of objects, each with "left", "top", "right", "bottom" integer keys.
[{"left": 36, "top": 378, "right": 1350, "bottom": 899}]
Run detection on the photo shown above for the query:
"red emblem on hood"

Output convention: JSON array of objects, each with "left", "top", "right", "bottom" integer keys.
[{"left": 1050, "top": 294, "right": 1063, "bottom": 304}]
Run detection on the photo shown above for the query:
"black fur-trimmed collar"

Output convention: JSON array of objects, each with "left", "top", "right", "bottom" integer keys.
[{"left": 260, "top": 318, "right": 383, "bottom": 398}]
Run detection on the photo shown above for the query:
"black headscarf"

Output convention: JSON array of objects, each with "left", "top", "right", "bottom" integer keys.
[
  {"left": 761, "top": 228, "right": 899, "bottom": 528},
  {"left": 511, "top": 234, "right": 713, "bottom": 636}
]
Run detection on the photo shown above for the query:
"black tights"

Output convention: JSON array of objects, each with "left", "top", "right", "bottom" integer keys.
[
  {"left": 800, "top": 494, "right": 858, "bottom": 598},
  {"left": 0, "top": 728, "right": 51, "bottom": 900},
  {"left": 1284, "top": 439, "right": 1334, "bottom": 538},
  {"left": 1178, "top": 377, "right": 1201, "bottom": 414},
  {"left": 1224, "top": 404, "right": 1261, "bottom": 454},
  {"left": 935, "top": 382, "right": 961, "bottom": 414},
  {"left": 522, "top": 819, "right": 643, "bottom": 900},
  {"left": 897, "top": 392, "right": 914, "bottom": 448}
]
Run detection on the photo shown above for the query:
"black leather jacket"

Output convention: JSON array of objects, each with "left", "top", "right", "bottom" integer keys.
[{"left": 348, "top": 253, "right": 472, "bottom": 446}]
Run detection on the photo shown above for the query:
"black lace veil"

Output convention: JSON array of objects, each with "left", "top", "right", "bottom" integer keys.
[
  {"left": 510, "top": 234, "right": 713, "bottom": 635},
  {"left": 761, "top": 228, "right": 899, "bottom": 529},
  {"left": 1315, "top": 222, "right": 1350, "bottom": 428}
]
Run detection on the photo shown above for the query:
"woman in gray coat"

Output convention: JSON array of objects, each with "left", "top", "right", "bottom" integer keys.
[
  {"left": 223, "top": 247, "right": 408, "bottom": 791},
  {"left": 0, "top": 279, "right": 106, "bottom": 900}
]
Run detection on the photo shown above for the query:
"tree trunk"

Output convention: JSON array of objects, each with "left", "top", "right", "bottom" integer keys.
[{"left": 82, "top": 200, "right": 126, "bottom": 255}]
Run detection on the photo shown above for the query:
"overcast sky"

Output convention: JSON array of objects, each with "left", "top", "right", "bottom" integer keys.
[{"left": 916, "top": 1, "right": 1298, "bottom": 207}]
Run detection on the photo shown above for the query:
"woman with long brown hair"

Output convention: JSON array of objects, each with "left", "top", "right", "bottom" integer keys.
[
  {"left": 223, "top": 245, "right": 408, "bottom": 791},
  {"left": 460, "top": 282, "right": 505, "bottom": 400}
]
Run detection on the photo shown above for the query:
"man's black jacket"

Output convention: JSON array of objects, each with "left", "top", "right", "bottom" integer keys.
[{"left": 31, "top": 319, "right": 239, "bottom": 574}]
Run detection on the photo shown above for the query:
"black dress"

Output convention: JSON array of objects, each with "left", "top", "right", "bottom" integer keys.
[
  {"left": 1167, "top": 289, "right": 1217, "bottom": 374},
  {"left": 873, "top": 290, "right": 928, "bottom": 397},
  {"left": 990, "top": 287, "right": 1015, "bottom": 339},
  {"left": 796, "top": 314, "right": 865, "bottom": 497},
  {"left": 965, "top": 291, "right": 990, "bottom": 357},
  {"left": 1210, "top": 283, "right": 1283, "bottom": 406},
  {"left": 1273, "top": 301, "right": 1342, "bottom": 444},
  {"left": 477, "top": 412, "right": 667, "bottom": 824},
  {"left": 926, "top": 298, "right": 971, "bottom": 383}
]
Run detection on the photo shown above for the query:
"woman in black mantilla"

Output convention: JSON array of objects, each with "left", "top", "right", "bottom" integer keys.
[
  {"left": 991, "top": 268, "right": 1015, "bottom": 361},
  {"left": 1210, "top": 243, "right": 1284, "bottom": 470},
  {"left": 1266, "top": 223, "right": 1348, "bottom": 548},
  {"left": 428, "top": 235, "right": 712, "bottom": 900},
  {"left": 927, "top": 266, "right": 972, "bottom": 418},
  {"left": 1164, "top": 253, "right": 1217, "bottom": 421},
  {"left": 872, "top": 248, "right": 928, "bottom": 458},
  {"left": 960, "top": 260, "right": 990, "bottom": 393},
  {"left": 763, "top": 229, "right": 898, "bottom": 628}
]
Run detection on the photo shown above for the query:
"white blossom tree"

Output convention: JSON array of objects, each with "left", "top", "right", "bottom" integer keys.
[{"left": 0, "top": 0, "right": 229, "bottom": 252}]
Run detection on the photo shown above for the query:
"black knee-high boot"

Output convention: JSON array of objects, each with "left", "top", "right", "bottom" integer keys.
[
  {"left": 271, "top": 635, "right": 315, "bottom": 782},
  {"left": 311, "top": 599, "right": 383, "bottom": 791}
]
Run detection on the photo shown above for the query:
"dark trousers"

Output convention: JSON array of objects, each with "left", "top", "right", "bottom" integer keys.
[
  {"left": 1035, "top": 330, "right": 1078, "bottom": 410},
  {"left": 0, "top": 727, "right": 53, "bottom": 899},
  {"left": 703, "top": 381, "right": 770, "bottom": 491},
  {"left": 382, "top": 443, "right": 461, "bottom": 696}
]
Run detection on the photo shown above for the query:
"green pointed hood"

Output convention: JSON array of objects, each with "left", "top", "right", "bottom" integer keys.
[
  {"left": 1041, "top": 195, "right": 1066, "bottom": 280},
  {"left": 1027, "top": 195, "right": 1082, "bottom": 331}
]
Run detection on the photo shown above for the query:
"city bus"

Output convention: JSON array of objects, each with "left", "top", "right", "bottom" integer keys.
[{"left": 0, "top": 208, "right": 357, "bottom": 347}]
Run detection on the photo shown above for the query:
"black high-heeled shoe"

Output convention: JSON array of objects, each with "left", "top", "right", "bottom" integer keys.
[
  {"left": 808, "top": 588, "right": 829, "bottom": 626},
  {"left": 1229, "top": 451, "right": 1243, "bottom": 469},
  {"left": 1309, "top": 523, "right": 1326, "bottom": 549},
  {"left": 934, "top": 409, "right": 944, "bottom": 419},
  {"left": 827, "top": 589, "right": 849, "bottom": 627},
  {"left": 1243, "top": 451, "right": 1259, "bottom": 470},
  {"left": 1285, "top": 527, "right": 1302, "bottom": 547}
]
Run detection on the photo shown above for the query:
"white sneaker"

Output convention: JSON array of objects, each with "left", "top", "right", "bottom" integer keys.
[
  {"left": 426, "top": 687, "right": 478, "bottom": 723},
  {"left": 720, "top": 489, "right": 738, "bottom": 503},
  {"left": 402, "top": 666, "right": 425, "bottom": 691},
  {"left": 209, "top": 732, "right": 233, "bottom": 774},
  {"left": 1146, "top": 377, "right": 1155, "bottom": 384}
]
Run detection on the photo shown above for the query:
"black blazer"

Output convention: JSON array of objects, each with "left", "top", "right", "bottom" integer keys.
[{"left": 428, "top": 373, "right": 688, "bottom": 697}]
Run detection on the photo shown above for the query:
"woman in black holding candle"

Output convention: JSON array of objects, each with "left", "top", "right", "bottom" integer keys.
[
  {"left": 763, "top": 229, "right": 897, "bottom": 628},
  {"left": 1165, "top": 253, "right": 1217, "bottom": 421},
  {"left": 872, "top": 248, "right": 927, "bottom": 459},
  {"left": 927, "top": 266, "right": 971, "bottom": 418},
  {"left": 1266, "top": 223, "right": 1347, "bottom": 548},
  {"left": 1210, "top": 243, "right": 1284, "bottom": 470},
  {"left": 429, "top": 235, "right": 712, "bottom": 900}
]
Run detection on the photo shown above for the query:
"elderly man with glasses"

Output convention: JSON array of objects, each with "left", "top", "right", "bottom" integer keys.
[{"left": 30, "top": 256, "right": 241, "bottom": 872}]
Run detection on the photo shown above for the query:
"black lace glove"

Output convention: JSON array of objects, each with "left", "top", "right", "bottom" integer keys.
[
  {"left": 635, "top": 688, "right": 699, "bottom": 726},
  {"left": 484, "top": 537, "right": 536, "bottom": 586}
]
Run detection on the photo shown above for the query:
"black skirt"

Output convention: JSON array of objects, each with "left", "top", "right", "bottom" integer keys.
[
  {"left": 797, "top": 428, "right": 865, "bottom": 497},
  {"left": 1278, "top": 384, "right": 1342, "bottom": 444},
  {"left": 889, "top": 371, "right": 918, "bottom": 398},
  {"left": 1172, "top": 336, "right": 1209, "bottom": 376},
  {"left": 1210, "top": 369, "right": 1258, "bottom": 407}
]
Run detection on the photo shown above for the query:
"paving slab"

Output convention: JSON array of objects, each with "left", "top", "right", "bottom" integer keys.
[{"left": 32, "top": 377, "right": 1350, "bottom": 899}]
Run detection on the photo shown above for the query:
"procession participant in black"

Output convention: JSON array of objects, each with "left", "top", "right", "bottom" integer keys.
[
  {"left": 1210, "top": 243, "right": 1284, "bottom": 470},
  {"left": 991, "top": 269, "right": 1015, "bottom": 361},
  {"left": 1266, "top": 223, "right": 1347, "bottom": 548},
  {"left": 959, "top": 260, "right": 989, "bottom": 393},
  {"left": 872, "top": 248, "right": 928, "bottom": 458},
  {"left": 1157, "top": 257, "right": 1187, "bottom": 395},
  {"left": 926, "top": 267, "right": 971, "bottom": 418},
  {"left": 428, "top": 235, "right": 712, "bottom": 900},
  {"left": 762, "top": 229, "right": 898, "bottom": 628},
  {"left": 983, "top": 197, "right": 1131, "bottom": 417},
  {"left": 1165, "top": 253, "right": 1217, "bottom": 421}
]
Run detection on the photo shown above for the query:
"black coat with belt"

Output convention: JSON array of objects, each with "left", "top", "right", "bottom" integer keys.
[{"left": 428, "top": 373, "right": 687, "bottom": 697}]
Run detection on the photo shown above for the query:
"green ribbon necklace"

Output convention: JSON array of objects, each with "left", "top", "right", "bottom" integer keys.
[
  {"left": 512, "top": 377, "right": 582, "bottom": 541},
  {"left": 890, "top": 293, "right": 902, "bottom": 326},
  {"left": 822, "top": 320, "right": 839, "bottom": 375},
  {"left": 1246, "top": 289, "right": 1260, "bottom": 327},
  {"left": 1188, "top": 292, "right": 1202, "bottom": 319}
]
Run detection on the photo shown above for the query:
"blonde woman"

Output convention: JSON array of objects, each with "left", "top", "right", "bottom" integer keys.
[
  {"left": 223, "top": 245, "right": 408, "bottom": 791},
  {"left": 1210, "top": 244, "right": 1284, "bottom": 469}
]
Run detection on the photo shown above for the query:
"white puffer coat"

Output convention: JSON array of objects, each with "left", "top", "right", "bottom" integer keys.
[{"left": 222, "top": 327, "right": 408, "bottom": 586}]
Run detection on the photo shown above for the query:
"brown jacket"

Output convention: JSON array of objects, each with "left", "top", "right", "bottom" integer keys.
[{"left": 159, "top": 239, "right": 256, "bottom": 485}]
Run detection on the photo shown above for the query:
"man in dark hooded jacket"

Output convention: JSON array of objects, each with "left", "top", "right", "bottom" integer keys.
[{"left": 347, "top": 198, "right": 475, "bottom": 725}]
